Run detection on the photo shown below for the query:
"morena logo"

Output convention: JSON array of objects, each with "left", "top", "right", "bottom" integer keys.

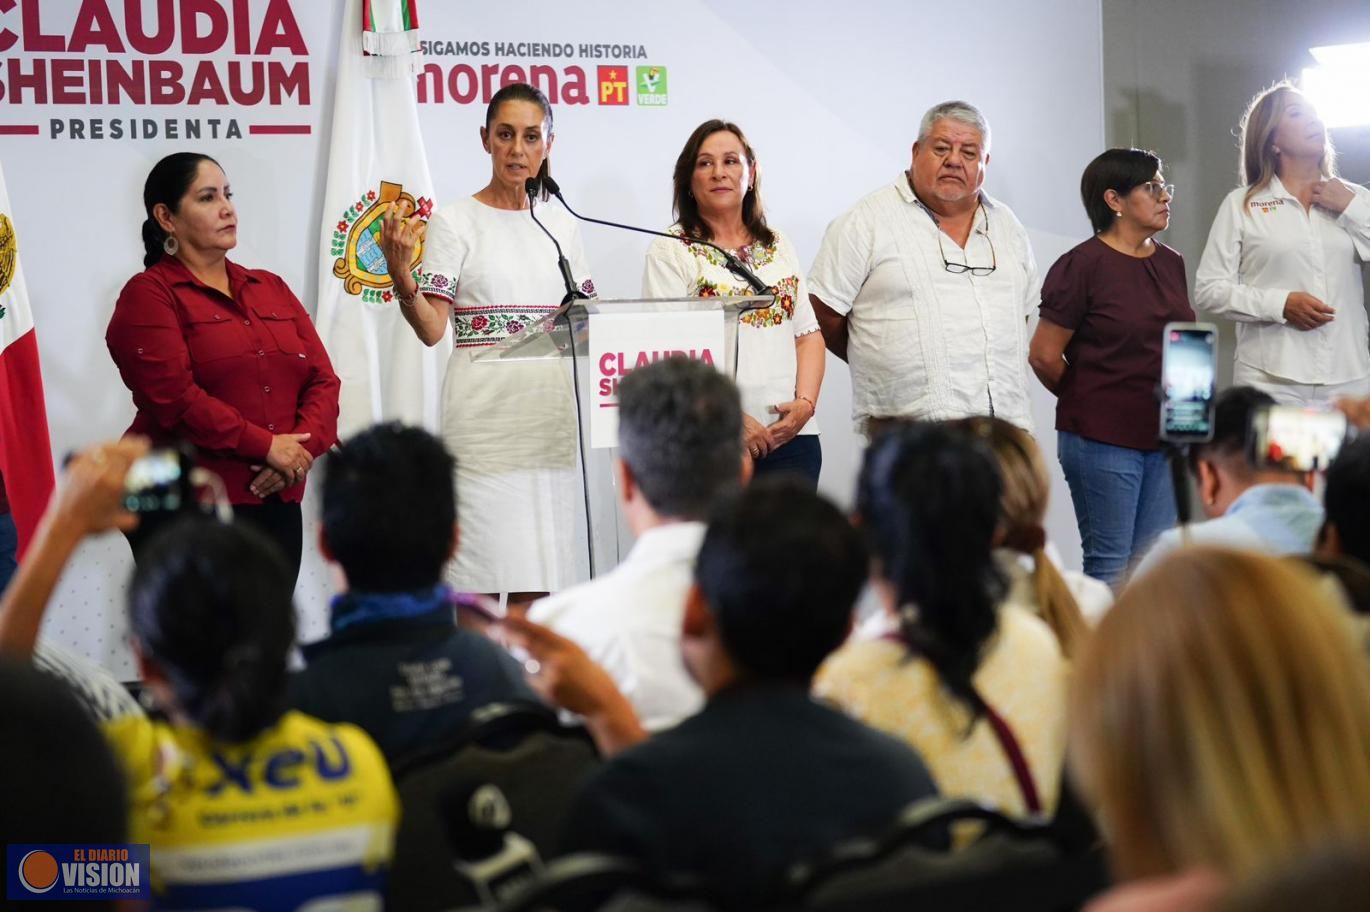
[{"left": 17, "top": 850, "right": 58, "bottom": 894}]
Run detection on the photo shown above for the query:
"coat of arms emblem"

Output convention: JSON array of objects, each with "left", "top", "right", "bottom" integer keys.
[{"left": 330, "top": 181, "right": 432, "bottom": 302}]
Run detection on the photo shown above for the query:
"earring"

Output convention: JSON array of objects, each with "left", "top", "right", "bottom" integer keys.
[
  {"left": 1114, "top": 210, "right": 1122, "bottom": 218},
  {"left": 163, "top": 234, "right": 179, "bottom": 256}
]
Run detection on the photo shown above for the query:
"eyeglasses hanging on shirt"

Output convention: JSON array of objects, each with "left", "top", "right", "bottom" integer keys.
[{"left": 922, "top": 200, "right": 997, "bottom": 276}]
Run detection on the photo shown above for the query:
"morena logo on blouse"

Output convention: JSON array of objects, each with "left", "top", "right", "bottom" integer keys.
[{"left": 7, "top": 845, "right": 151, "bottom": 901}]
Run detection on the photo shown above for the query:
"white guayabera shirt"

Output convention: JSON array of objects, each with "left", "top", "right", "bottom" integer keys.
[
  {"left": 1195, "top": 174, "right": 1370, "bottom": 385},
  {"left": 809, "top": 174, "right": 1038, "bottom": 434}
]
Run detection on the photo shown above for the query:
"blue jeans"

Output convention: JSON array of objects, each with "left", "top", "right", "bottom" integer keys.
[
  {"left": 753, "top": 435, "right": 822, "bottom": 489},
  {"left": 1057, "top": 431, "right": 1176, "bottom": 588}
]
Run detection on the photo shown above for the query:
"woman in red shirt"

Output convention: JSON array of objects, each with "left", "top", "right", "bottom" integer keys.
[{"left": 106, "top": 152, "right": 340, "bottom": 581}]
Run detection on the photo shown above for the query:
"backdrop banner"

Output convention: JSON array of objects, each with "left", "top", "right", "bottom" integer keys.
[{"left": 0, "top": 0, "right": 1102, "bottom": 675}]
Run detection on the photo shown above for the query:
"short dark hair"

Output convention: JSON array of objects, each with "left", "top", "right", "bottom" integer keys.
[
  {"left": 617, "top": 357, "right": 743, "bottom": 520},
  {"left": 694, "top": 480, "right": 867, "bottom": 682},
  {"left": 322, "top": 422, "right": 456, "bottom": 591},
  {"left": 142, "top": 151, "right": 219, "bottom": 268},
  {"left": 857, "top": 422, "right": 1005, "bottom": 719},
  {"left": 1324, "top": 435, "right": 1370, "bottom": 567},
  {"left": 671, "top": 119, "right": 775, "bottom": 247},
  {"left": 1189, "top": 386, "right": 1276, "bottom": 477},
  {"left": 1080, "top": 148, "right": 1163, "bottom": 234},
  {"left": 130, "top": 517, "right": 295, "bottom": 743},
  {"left": 0, "top": 659, "right": 127, "bottom": 849}
]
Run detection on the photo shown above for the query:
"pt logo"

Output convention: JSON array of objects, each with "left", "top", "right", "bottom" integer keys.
[
  {"left": 597, "top": 66, "right": 629, "bottom": 105},
  {"left": 636, "top": 66, "right": 668, "bottom": 106},
  {"left": 330, "top": 182, "right": 432, "bottom": 303}
]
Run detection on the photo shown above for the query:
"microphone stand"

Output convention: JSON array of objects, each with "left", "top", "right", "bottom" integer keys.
[
  {"left": 541, "top": 175, "right": 772, "bottom": 394},
  {"left": 541, "top": 175, "right": 770, "bottom": 297},
  {"left": 525, "top": 178, "right": 596, "bottom": 577}
]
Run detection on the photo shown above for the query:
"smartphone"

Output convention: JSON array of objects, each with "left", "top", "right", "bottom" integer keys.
[
  {"left": 122, "top": 447, "right": 192, "bottom": 514},
  {"left": 1159, "top": 322, "right": 1218, "bottom": 443},
  {"left": 1250, "top": 405, "right": 1350, "bottom": 472}
]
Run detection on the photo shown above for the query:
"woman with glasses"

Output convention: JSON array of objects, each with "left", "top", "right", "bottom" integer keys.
[
  {"left": 1195, "top": 83, "right": 1370, "bottom": 407},
  {"left": 1029, "top": 148, "right": 1192, "bottom": 587},
  {"left": 642, "top": 119, "right": 824, "bottom": 486}
]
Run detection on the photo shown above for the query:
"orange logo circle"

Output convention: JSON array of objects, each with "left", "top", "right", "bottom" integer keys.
[{"left": 18, "top": 850, "right": 59, "bottom": 893}]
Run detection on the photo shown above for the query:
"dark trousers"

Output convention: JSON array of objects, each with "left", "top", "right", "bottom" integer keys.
[
  {"left": 124, "top": 499, "right": 304, "bottom": 587},
  {"left": 752, "top": 435, "right": 822, "bottom": 489}
]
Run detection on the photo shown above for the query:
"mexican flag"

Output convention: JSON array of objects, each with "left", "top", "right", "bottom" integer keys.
[
  {"left": 0, "top": 160, "right": 55, "bottom": 555},
  {"left": 315, "top": 0, "right": 447, "bottom": 438}
]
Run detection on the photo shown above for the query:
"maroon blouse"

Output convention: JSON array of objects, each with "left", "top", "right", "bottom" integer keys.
[
  {"left": 1039, "top": 236, "right": 1194, "bottom": 451},
  {"left": 106, "top": 256, "right": 340, "bottom": 505}
]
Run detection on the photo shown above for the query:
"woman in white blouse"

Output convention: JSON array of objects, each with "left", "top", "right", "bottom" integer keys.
[
  {"left": 642, "top": 120, "right": 825, "bottom": 486},
  {"left": 1196, "top": 83, "right": 1370, "bottom": 406}
]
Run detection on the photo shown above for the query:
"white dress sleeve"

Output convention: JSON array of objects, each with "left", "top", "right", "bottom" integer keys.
[
  {"left": 565, "top": 219, "right": 598, "bottom": 298},
  {"left": 1194, "top": 191, "right": 1290, "bottom": 324},
  {"left": 416, "top": 206, "right": 466, "bottom": 304},
  {"left": 642, "top": 234, "right": 696, "bottom": 298},
  {"left": 1334, "top": 183, "right": 1370, "bottom": 260},
  {"left": 780, "top": 233, "right": 820, "bottom": 338}
]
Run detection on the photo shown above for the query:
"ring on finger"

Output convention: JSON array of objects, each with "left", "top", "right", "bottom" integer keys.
[{"left": 523, "top": 658, "right": 542, "bottom": 676}]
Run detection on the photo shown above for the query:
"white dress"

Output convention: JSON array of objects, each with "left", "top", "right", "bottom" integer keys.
[
  {"left": 417, "top": 196, "right": 595, "bottom": 592},
  {"left": 641, "top": 226, "right": 820, "bottom": 436}
]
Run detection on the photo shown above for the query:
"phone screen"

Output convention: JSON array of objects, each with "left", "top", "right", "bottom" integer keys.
[
  {"left": 122, "top": 449, "right": 186, "bottom": 513},
  {"left": 1250, "top": 405, "right": 1349, "bottom": 472},
  {"left": 1160, "top": 324, "right": 1218, "bottom": 442}
]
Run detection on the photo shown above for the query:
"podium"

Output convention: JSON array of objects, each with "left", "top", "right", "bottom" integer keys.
[{"left": 471, "top": 294, "right": 773, "bottom": 577}]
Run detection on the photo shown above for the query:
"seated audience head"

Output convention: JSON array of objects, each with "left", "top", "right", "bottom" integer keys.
[
  {"left": 0, "top": 658, "right": 127, "bottom": 846},
  {"left": 670, "top": 119, "right": 775, "bottom": 245},
  {"left": 1071, "top": 547, "right": 1370, "bottom": 881},
  {"left": 615, "top": 356, "right": 745, "bottom": 524},
  {"left": 130, "top": 517, "right": 296, "bottom": 743},
  {"left": 857, "top": 421, "right": 1006, "bottom": 713},
  {"left": 1317, "top": 435, "right": 1370, "bottom": 568},
  {"left": 910, "top": 100, "right": 992, "bottom": 209},
  {"left": 684, "top": 480, "right": 866, "bottom": 689},
  {"left": 949, "top": 416, "right": 1088, "bottom": 657},
  {"left": 1189, "top": 386, "right": 1288, "bottom": 519},
  {"left": 321, "top": 422, "right": 457, "bottom": 592},
  {"left": 1079, "top": 147, "right": 1169, "bottom": 235}
]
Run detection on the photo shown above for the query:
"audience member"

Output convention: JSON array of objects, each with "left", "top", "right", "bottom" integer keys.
[
  {"left": 1315, "top": 434, "right": 1370, "bottom": 568},
  {"left": 556, "top": 481, "right": 938, "bottom": 902},
  {"left": 816, "top": 423, "right": 1069, "bottom": 818},
  {"left": 289, "top": 422, "right": 536, "bottom": 763},
  {"left": 0, "top": 442, "right": 399, "bottom": 909},
  {"left": 951, "top": 415, "right": 1109, "bottom": 651},
  {"left": 1071, "top": 548, "right": 1370, "bottom": 902},
  {"left": 809, "top": 100, "right": 1037, "bottom": 435},
  {"left": 529, "top": 357, "right": 746, "bottom": 731},
  {"left": 1132, "top": 387, "right": 1321, "bottom": 578}
]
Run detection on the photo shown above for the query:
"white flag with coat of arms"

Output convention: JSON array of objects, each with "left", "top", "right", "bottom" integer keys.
[{"left": 315, "top": 0, "right": 447, "bottom": 438}]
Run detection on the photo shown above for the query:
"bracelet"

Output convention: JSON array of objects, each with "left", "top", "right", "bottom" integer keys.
[
  {"left": 798, "top": 395, "right": 816, "bottom": 411},
  {"left": 395, "top": 284, "right": 418, "bottom": 308}
]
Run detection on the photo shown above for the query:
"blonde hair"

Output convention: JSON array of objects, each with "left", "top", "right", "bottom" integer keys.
[
  {"left": 1070, "top": 548, "right": 1370, "bottom": 881},
  {"left": 1239, "top": 82, "right": 1337, "bottom": 202},
  {"left": 952, "top": 416, "right": 1088, "bottom": 658}
]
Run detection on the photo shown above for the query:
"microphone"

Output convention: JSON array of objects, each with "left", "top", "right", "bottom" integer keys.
[
  {"left": 540, "top": 174, "right": 770, "bottom": 295},
  {"left": 440, "top": 782, "right": 544, "bottom": 906},
  {"left": 525, "top": 176, "right": 588, "bottom": 307}
]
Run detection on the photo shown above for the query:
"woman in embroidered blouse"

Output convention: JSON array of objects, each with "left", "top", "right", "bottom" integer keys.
[
  {"left": 814, "top": 423, "right": 1070, "bottom": 819},
  {"left": 642, "top": 120, "right": 825, "bottom": 487},
  {"left": 378, "top": 83, "right": 593, "bottom": 609}
]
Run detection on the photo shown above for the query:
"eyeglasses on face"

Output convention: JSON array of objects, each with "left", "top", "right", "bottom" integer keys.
[{"left": 1139, "top": 181, "right": 1176, "bottom": 201}]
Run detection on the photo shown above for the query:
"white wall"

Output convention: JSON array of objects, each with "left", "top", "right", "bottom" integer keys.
[{"left": 1, "top": 0, "right": 1102, "bottom": 676}]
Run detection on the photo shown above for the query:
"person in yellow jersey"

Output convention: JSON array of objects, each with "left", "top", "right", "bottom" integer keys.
[{"left": 0, "top": 439, "right": 398, "bottom": 911}]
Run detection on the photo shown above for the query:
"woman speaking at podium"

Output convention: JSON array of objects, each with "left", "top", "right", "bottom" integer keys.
[
  {"left": 642, "top": 120, "right": 824, "bottom": 486},
  {"left": 378, "top": 83, "right": 594, "bottom": 610}
]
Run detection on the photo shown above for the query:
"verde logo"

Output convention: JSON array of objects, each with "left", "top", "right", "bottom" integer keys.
[{"left": 636, "top": 66, "right": 668, "bottom": 106}]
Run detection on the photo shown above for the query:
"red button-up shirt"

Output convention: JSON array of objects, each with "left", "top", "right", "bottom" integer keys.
[{"left": 106, "top": 256, "right": 340, "bottom": 505}]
